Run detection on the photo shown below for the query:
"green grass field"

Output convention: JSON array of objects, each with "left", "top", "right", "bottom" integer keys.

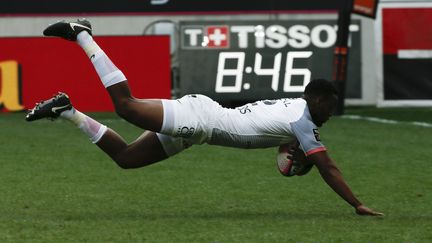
[{"left": 1, "top": 107, "right": 431, "bottom": 242}]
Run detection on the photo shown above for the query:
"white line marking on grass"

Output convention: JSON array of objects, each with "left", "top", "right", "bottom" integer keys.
[{"left": 342, "top": 115, "right": 432, "bottom": 128}]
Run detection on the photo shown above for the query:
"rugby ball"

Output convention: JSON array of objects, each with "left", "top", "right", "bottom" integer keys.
[
  {"left": 277, "top": 151, "right": 304, "bottom": 177},
  {"left": 276, "top": 143, "right": 314, "bottom": 177}
]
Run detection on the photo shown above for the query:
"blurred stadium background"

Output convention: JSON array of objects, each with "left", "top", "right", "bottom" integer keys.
[
  {"left": 1, "top": 0, "right": 431, "bottom": 242},
  {"left": 2, "top": 0, "right": 432, "bottom": 110}
]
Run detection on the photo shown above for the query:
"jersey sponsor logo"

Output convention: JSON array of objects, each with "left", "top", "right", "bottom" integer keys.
[
  {"left": 313, "top": 128, "right": 321, "bottom": 141},
  {"left": 282, "top": 98, "right": 292, "bottom": 107},
  {"left": 262, "top": 100, "right": 277, "bottom": 105},
  {"left": 237, "top": 99, "right": 282, "bottom": 114},
  {"left": 176, "top": 126, "right": 195, "bottom": 138},
  {"left": 237, "top": 104, "right": 251, "bottom": 114}
]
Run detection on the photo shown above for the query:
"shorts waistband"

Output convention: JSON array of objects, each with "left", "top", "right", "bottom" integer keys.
[{"left": 160, "top": 99, "right": 175, "bottom": 135}]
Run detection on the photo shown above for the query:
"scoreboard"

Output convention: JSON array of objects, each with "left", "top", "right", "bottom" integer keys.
[{"left": 179, "top": 20, "right": 362, "bottom": 104}]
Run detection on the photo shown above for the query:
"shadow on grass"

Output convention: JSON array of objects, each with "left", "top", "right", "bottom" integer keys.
[{"left": 53, "top": 209, "right": 370, "bottom": 222}]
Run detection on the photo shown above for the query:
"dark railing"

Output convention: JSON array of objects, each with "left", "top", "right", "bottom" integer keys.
[{"left": 0, "top": 0, "right": 341, "bottom": 15}]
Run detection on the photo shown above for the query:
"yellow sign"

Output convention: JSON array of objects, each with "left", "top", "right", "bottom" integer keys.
[{"left": 0, "top": 60, "right": 24, "bottom": 111}]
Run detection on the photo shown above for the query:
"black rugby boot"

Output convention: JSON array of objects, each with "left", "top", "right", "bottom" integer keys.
[
  {"left": 26, "top": 92, "right": 73, "bottom": 121},
  {"left": 43, "top": 19, "right": 92, "bottom": 41}
]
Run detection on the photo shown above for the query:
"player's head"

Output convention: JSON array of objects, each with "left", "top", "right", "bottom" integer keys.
[{"left": 303, "top": 79, "right": 338, "bottom": 127}]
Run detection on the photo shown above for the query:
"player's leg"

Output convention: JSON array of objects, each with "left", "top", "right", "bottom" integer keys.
[
  {"left": 105, "top": 82, "right": 164, "bottom": 132},
  {"left": 43, "top": 19, "right": 164, "bottom": 132},
  {"left": 25, "top": 93, "right": 169, "bottom": 168},
  {"left": 96, "top": 130, "right": 168, "bottom": 169},
  {"left": 74, "top": 29, "right": 164, "bottom": 131}
]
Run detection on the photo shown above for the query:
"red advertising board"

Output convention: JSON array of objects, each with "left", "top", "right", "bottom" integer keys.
[
  {"left": 0, "top": 36, "right": 171, "bottom": 112},
  {"left": 381, "top": 7, "right": 432, "bottom": 101},
  {"left": 383, "top": 8, "right": 432, "bottom": 54}
]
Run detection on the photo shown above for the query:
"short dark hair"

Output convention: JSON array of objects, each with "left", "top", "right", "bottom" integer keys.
[{"left": 304, "top": 79, "right": 338, "bottom": 97}]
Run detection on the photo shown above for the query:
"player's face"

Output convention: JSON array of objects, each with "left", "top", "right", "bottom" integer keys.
[{"left": 310, "top": 94, "right": 338, "bottom": 127}]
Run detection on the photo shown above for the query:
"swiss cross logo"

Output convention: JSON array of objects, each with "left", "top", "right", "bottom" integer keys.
[{"left": 206, "top": 26, "right": 229, "bottom": 48}]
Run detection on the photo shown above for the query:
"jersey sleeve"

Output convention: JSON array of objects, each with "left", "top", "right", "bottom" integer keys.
[{"left": 290, "top": 115, "right": 326, "bottom": 156}]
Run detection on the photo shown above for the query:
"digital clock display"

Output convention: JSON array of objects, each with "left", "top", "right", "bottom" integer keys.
[
  {"left": 215, "top": 51, "right": 312, "bottom": 93},
  {"left": 179, "top": 20, "right": 361, "bottom": 104}
]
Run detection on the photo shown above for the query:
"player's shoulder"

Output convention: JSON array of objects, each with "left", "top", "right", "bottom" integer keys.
[
  {"left": 282, "top": 98, "right": 307, "bottom": 113},
  {"left": 284, "top": 98, "right": 316, "bottom": 126},
  {"left": 278, "top": 97, "right": 306, "bottom": 106},
  {"left": 250, "top": 98, "right": 307, "bottom": 117},
  {"left": 290, "top": 97, "right": 307, "bottom": 106}
]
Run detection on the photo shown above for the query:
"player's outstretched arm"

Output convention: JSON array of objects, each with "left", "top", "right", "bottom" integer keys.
[{"left": 307, "top": 151, "right": 384, "bottom": 216}]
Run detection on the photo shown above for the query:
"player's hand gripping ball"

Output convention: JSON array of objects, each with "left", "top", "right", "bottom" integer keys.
[{"left": 277, "top": 142, "right": 313, "bottom": 177}]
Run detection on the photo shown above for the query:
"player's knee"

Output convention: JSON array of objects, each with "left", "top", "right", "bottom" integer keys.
[
  {"left": 113, "top": 98, "right": 134, "bottom": 120},
  {"left": 112, "top": 157, "right": 134, "bottom": 169},
  {"left": 112, "top": 154, "right": 156, "bottom": 169},
  {"left": 110, "top": 152, "right": 132, "bottom": 169}
]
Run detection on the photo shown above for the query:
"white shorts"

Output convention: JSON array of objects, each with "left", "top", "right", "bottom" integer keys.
[{"left": 156, "top": 94, "right": 223, "bottom": 156}]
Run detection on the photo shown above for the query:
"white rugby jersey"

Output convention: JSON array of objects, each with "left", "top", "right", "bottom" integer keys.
[{"left": 208, "top": 98, "right": 326, "bottom": 156}]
